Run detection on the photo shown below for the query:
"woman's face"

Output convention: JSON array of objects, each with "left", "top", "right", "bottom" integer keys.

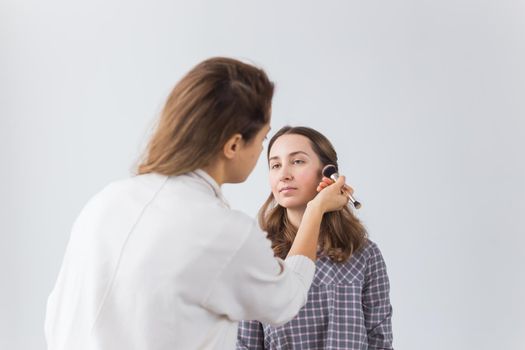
[{"left": 268, "top": 134, "right": 323, "bottom": 210}]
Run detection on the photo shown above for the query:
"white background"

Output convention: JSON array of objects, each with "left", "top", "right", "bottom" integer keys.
[{"left": 2, "top": 0, "right": 524, "bottom": 349}]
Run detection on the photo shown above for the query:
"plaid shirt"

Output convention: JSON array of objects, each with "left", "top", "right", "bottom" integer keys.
[{"left": 236, "top": 240, "right": 393, "bottom": 349}]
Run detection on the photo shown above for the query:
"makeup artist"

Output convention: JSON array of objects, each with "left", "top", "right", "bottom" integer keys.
[{"left": 44, "top": 57, "right": 349, "bottom": 350}]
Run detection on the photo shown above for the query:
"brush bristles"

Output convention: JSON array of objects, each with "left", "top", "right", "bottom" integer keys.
[{"left": 322, "top": 164, "right": 338, "bottom": 178}]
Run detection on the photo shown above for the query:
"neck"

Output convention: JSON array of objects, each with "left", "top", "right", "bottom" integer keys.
[
  {"left": 201, "top": 161, "right": 225, "bottom": 186},
  {"left": 286, "top": 206, "right": 307, "bottom": 228}
]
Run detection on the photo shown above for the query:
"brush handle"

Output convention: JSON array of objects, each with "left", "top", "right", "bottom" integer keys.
[{"left": 330, "top": 175, "right": 362, "bottom": 209}]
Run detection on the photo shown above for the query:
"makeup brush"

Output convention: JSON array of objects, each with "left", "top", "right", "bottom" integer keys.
[{"left": 322, "top": 164, "right": 362, "bottom": 209}]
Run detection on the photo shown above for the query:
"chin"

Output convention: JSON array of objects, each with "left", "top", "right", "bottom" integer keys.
[
  {"left": 277, "top": 198, "right": 308, "bottom": 209},
  {"left": 230, "top": 175, "right": 248, "bottom": 184}
]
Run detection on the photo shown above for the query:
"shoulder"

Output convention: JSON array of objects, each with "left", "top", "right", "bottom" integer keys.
[
  {"left": 313, "top": 239, "right": 387, "bottom": 286},
  {"left": 336, "top": 239, "right": 384, "bottom": 268},
  {"left": 89, "top": 173, "right": 167, "bottom": 203},
  {"left": 70, "top": 174, "right": 166, "bottom": 226},
  {"left": 220, "top": 207, "right": 255, "bottom": 226},
  {"left": 358, "top": 239, "right": 390, "bottom": 273},
  {"left": 214, "top": 208, "right": 257, "bottom": 242},
  {"left": 360, "top": 239, "right": 384, "bottom": 260}
]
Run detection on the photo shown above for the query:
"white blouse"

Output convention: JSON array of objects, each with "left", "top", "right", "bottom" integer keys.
[{"left": 45, "top": 170, "right": 315, "bottom": 350}]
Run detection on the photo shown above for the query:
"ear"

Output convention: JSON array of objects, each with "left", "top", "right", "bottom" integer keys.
[{"left": 223, "top": 133, "right": 243, "bottom": 160}]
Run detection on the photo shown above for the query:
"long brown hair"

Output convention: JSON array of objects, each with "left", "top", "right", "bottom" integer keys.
[
  {"left": 259, "top": 126, "right": 367, "bottom": 262},
  {"left": 138, "top": 57, "right": 274, "bottom": 176}
]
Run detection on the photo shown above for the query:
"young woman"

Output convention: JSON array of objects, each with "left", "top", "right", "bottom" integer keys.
[
  {"left": 237, "top": 126, "right": 394, "bottom": 349},
  {"left": 44, "top": 58, "right": 350, "bottom": 350}
]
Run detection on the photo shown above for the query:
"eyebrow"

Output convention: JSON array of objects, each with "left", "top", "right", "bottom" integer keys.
[{"left": 269, "top": 151, "right": 310, "bottom": 162}]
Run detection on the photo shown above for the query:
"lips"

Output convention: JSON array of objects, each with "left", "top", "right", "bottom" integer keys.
[{"left": 279, "top": 186, "right": 297, "bottom": 193}]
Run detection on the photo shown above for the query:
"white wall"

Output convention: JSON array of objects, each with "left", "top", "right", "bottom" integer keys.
[{"left": 2, "top": 0, "right": 524, "bottom": 349}]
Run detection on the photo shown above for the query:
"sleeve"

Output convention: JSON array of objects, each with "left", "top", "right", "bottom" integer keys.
[
  {"left": 362, "top": 241, "right": 394, "bottom": 350},
  {"left": 236, "top": 320, "right": 265, "bottom": 349},
  {"left": 201, "top": 220, "right": 315, "bottom": 326}
]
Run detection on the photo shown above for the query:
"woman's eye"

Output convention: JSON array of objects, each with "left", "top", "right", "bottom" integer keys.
[
  {"left": 293, "top": 159, "right": 305, "bottom": 165},
  {"left": 270, "top": 163, "right": 280, "bottom": 169}
]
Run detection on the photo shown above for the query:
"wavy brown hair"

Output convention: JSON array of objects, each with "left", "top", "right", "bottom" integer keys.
[
  {"left": 259, "top": 126, "right": 367, "bottom": 262},
  {"left": 138, "top": 57, "right": 274, "bottom": 176}
]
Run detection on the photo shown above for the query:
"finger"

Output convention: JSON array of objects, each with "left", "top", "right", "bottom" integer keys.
[
  {"left": 344, "top": 185, "right": 354, "bottom": 195},
  {"left": 336, "top": 175, "right": 346, "bottom": 188},
  {"left": 322, "top": 177, "right": 334, "bottom": 185},
  {"left": 316, "top": 181, "right": 329, "bottom": 192},
  {"left": 317, "top": 182, "right": 326, "bottom": 191},
  {"left": 338, "top": 193, "right": 351, "bottom": 209}
]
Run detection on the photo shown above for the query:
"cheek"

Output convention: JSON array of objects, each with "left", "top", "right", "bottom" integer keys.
[
  {"left": 269, "top": 173, "right": 279, "bottom": 194},
  {"left": 296, "top": 170, "right": 321, "bottom": 190}
]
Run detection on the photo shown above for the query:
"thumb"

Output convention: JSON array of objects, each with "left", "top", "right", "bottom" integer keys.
[{"left": 335, "top": 175, "right": 346, "bottom": 188}]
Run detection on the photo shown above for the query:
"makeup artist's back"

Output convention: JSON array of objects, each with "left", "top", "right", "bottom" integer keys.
[{"left": 45, "top": 169, "right": 313, "bottom": 349}]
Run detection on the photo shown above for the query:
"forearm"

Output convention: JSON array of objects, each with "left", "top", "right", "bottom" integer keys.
[{"left": 286, "top": 201, "right": 323, "bottom": 261}]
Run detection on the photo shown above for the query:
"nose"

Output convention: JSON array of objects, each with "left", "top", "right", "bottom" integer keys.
[{"left": 279, "top": 163, "right": 294, "bottom": 181}]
